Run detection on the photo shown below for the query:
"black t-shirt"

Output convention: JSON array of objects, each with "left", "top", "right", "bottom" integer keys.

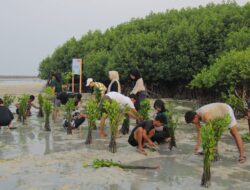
[
  {"left": 0, "top": 106, "right": 14, "bottom": 125},
  {"left": 110, "top": 81, "right": 118, "bottom": 92},
  {"left": 131, "top": 120, "right": 154, "bottom": 135},
  {"left": 57, "top": 92, "right": 69, "bottom": 105}
]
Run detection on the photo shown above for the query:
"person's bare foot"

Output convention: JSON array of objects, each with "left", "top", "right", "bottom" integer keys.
[
  {"left": 238, "top": 156, "right": 247, "bottom": 164},
  {"left": 137, "top": 148, "right": 147, "bottom": 156}
]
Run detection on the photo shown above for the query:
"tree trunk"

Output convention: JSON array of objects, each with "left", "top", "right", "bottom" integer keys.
[
  {"left": 109, "top": 135, "right": 117, "bottom": 153},
  {"left": 37, "top": 108, "right": 44, "bottom": 117},
  {"left": 201, "top": 156, "right": 211, "bottom": 188},
  {"left": 44, "top": 117, "right": 51, "bottom": 131},
  {"left": 213, "top": 142, "right": 220, "bottom": 162},
  {"left": 169, "top": 127, "right": 176, "bottom": 150},
  {"left": 120, "top": 114, "right": 130, "bottom": 135},
  {"left": 85, "top": 128, "right": 92, "bottom": 144},
  {"left": 248, "top": 118, "right": 250, "bottom": 134}
]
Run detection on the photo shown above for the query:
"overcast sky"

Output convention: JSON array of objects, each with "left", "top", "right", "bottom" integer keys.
[{"left": 0, "top": 0, "right": 248, "bottom": 76}]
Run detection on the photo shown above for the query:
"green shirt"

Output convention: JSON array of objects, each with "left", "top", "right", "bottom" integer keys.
[{"left": 50, "top": 79, "right": 62, "bottom": 93}]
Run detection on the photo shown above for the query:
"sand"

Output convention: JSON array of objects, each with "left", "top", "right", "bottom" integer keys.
[{"left": 0, "top": 81, "right": 250, "bottom": 190}]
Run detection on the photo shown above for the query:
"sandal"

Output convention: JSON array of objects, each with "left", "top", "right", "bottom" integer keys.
[{"left": 238, "top": 156, "right": 247, "bottom": 164}]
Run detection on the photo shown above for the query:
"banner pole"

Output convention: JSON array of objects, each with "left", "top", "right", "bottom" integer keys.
[{"left": 79, "top": 59, "right": 83, "bottom": 93}]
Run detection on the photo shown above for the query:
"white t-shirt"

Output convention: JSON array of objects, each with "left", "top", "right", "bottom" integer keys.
[{"left": 106, "top": 92, "right": 135, "bottom": 109}]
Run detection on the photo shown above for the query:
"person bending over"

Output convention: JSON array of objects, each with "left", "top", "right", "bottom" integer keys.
[
  {"left": 0, "top": 98, "right": 14, "bottom": 128},
  {"left": 99, "top": 92, "right": 141, "bottom": 137},
  {"left": 128, "top": 114, "right": 165, "bottom": 155},
  {"left": 185, "top": 102, "right": 246, "bottom": 164}
]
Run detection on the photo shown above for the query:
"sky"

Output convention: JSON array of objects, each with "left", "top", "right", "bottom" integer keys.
[{"left": 0, "top": 0, "right": 249, "bottom": 76}]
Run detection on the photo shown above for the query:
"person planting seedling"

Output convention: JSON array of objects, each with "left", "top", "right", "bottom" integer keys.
[
  {"left": 185, "top": 102, "right": 246, "bottom": 163},
  {"left": 103, "top": 99, "right": 129, "bottom": 153},
  {"left": 63, "top": 98, "right": 76, "bottom": 135},
  {"left": 17, "top": 94, "right": 29, "bottom": 124},
  {"left": 3, "top": 94, "right": 15, "bottom": 108},
  {"left": 85, "top": 99, "right": 100, "bottom": 144},
  {"left": 201, "top": 122, "right": 216, "bottom": 188},
  {"left": 43, "top": 98, "right": 53, "bottom": 131},
  {"left": 37, "top": 94, "right": 44, "bottom": 117}
]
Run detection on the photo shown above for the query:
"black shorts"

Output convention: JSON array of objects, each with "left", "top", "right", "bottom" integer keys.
[{"left": 128, "top": 133, "right": 138, "bottom": 147}]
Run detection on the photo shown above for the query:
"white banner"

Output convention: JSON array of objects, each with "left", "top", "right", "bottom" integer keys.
[{"left": 72, "top": 59, "right": 82, "bottom": 75}]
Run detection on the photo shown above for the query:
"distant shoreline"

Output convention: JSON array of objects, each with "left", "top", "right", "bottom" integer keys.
[{"left": 0, "top": 75, "right": 39, "bottom": 79}]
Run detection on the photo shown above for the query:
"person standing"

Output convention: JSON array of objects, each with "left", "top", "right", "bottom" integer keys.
[
  {"left": 107, "top": 71, "right": 121, "bottom": 93},
  {"left": 50, "top": 73, "right": 62, "bottom": 122},
  {"left": 130, "top": 69, "right": 146, "bottom": 111}
]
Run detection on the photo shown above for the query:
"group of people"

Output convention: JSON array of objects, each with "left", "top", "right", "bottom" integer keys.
[{"left": 0, "top": 68, "right": 249, "bottom": 163}]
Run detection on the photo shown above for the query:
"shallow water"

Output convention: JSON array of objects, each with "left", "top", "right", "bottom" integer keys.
[{"left": 0, "top": 100, "right": 250, "bottom": 190}]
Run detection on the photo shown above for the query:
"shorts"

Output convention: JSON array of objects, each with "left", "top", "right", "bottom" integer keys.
[
  {"left": 0, "top": 119, "right": 12, "bottom": 126},
  {"left": 128, "top": 133, "right": 138, "bottom": 147},
  {"left": 227, "top": 105, "right": 237, "bottom": 128}
]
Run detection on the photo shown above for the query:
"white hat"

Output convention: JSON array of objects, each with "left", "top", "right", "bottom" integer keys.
[{"left": 86, "top": 78, "right": 93, "bottom": 86}]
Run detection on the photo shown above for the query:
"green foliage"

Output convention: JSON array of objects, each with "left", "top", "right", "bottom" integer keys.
[
  {"left": 85, "top": 99, "right": 100, "bottom": 128},
  {"left": 94, "top": 87, "right": 102, "bottom": 103},
  {"left": 63, "top": 98, "right": 76, "bottom": 134},
  {"left": 242, "top": 133, "right": 250, "bottom": 142},
  {"left": 43, "top": 98, "right": 53, "bottom": 131},
  {"left": 43, "top": 86, "right": 55, "bottom": 100},
  {"left": 3, "top": 94, "right": 15, "bottom": 107},
  {"left": 18, "top": 94, "right": 29, "bottom": 123},
  {"left": 190, "top": 48, "right": 250, "bottom": 89},
  {"left": 37, "top": 94, "right": 44, "bottom": 117},
  {"left": 201, "top": 122, "right": 216, "bottom": 187},
  {"left": 85, "top": 99, "right": 101, "bottom": 144},
  {"left": 43, "top": 98, "right": 53, "bottom": 117},
  {"left": 90, "top": 159, "right": 159, "bottom": 170},
  {"left": 222, "top": 92, "right": 246, "bottom": 116},
  {"left": 39, "top": 3, "right": 250, "bottom": 90},
  {"left": 165, "top": 102, "right": 179, "bottom": 149},
  {"left": 138, "top": 99, "right": 151, "bottom": 120},
  {"left": 201, "top": 114, "right": 230, "bottom": 186},
  {"left": 64, "top": 98, "right": 76, "bottom": 116},
  {"left": 103, "top": 100, "right": 129, "bottom": 153},
  {"left": 210, "top": 114, "right": 231, "bottom": 143},
  {"left": 62, "top": 71, "right": 72, "bottom": 85}
]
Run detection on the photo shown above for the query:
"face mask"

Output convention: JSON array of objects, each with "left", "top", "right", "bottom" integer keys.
[{"left": 155, "top": 126, "right": 164, "bottom": 132}]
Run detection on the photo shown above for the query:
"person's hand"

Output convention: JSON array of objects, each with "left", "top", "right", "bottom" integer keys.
[{"left": 165, "top": 137, "right": 171, "bottom": 143}]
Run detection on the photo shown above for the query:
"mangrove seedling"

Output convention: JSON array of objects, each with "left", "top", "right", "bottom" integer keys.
[
  {"left": 37, "top": 94, "right": 44, "bottom": 117},
  {"left": 103, "top": 100, "right": 129, "bottom": 153},
  {"left": 63, "top": 98, "right": 76, "bottom": 134},
  {"left": 3, "top": 94, "right": 15, "bottom": 108},
  {"left": 87, "top": 159, "right": 160, "bottom": 170},
  {"left": 43, "top": 98, "right": 53, "bottom": 131},
  {"left": 43, "top": 86, "right": 55, "bottom": 101},
  {"left": 94, "top": 87, "right": 102, "bottom": 103},
  {"left": 85, "top": 99, "right": 100, "bottom": 144},
  {"left": 166, "top": 111, "right": 179, "bottom": 150},
  {"left": 210, "top": 114, "right": 231, "bottom": 161},
  {"left": 18, "top": 94, "right": 30, "bottom": 124},
  {"left": 138, "top": 99, "right": 151, "bottom": 120},
  {"left": 201, "top": 122, "right": 216, "bottom": 188}
]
